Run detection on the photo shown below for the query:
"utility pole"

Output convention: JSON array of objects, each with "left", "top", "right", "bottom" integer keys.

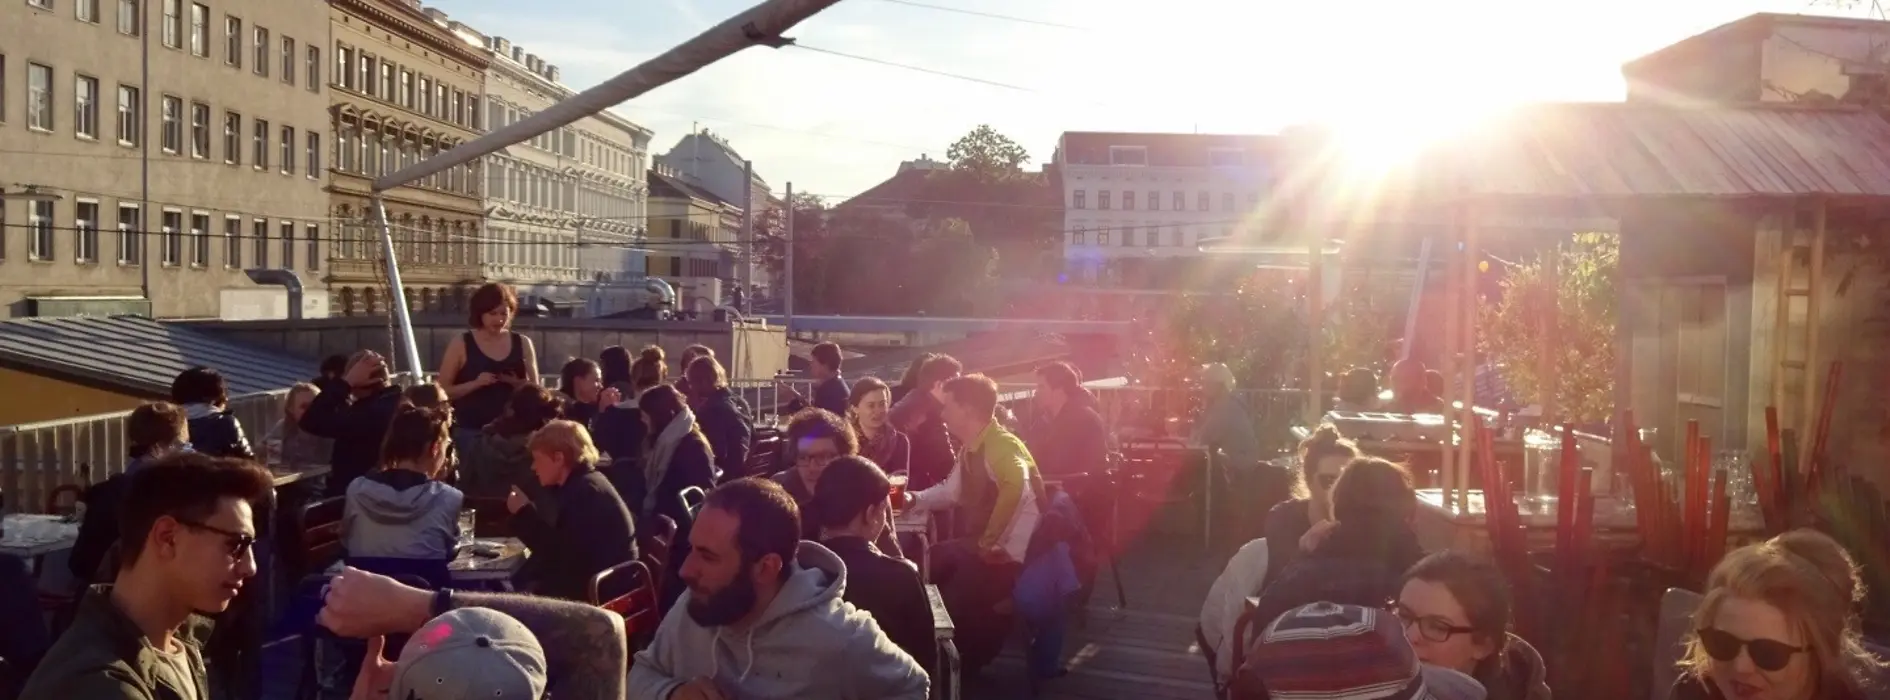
[
  {"left": 741, "top": 159, "right": 753, "bottom": 315},
  {"left": 784, "top": 182, "right": 794, "bottom": 329}
]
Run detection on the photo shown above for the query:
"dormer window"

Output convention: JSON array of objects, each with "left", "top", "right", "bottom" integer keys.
[{"left": 1109, "top": 145, "right": 1147, "bottom": 166}]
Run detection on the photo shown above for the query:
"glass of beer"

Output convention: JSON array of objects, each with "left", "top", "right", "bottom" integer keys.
[{"left": 888, "top": 472, "right": 910, "bottom": 512}]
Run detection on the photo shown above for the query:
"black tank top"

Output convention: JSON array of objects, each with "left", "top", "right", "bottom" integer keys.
[{"left": 452, "top": 331, "right": 526, "bottom": 430}]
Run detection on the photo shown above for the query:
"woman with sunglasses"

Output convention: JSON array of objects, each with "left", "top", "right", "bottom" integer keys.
[
  {"left": 1262, "top": 424, "right": 1359, "bottom": 588},
  {"left": 1395, "top": 550, "right": 1551, "bottom": 700},
  {"left": 1673, "top": 529, "right": 1887, "bottom": 700}
]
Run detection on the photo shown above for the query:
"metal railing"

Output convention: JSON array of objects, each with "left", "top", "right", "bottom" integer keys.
[{"left": 1, "top": 390, "right": 290, "bottom": 514}]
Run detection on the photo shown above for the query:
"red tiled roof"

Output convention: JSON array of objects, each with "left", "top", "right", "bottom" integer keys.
[
  {"left": 1057, "top": 132, "right": 1280, "bottom": 167},
  {"left": 841, "top": 169, "right": 933, "bottom": 210}
]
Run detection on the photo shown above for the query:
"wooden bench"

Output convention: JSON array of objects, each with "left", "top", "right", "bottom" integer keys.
[{"left": 927, "top": 584, "right": 959, "bottom": 700}]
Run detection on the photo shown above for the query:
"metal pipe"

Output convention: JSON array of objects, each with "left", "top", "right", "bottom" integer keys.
[
  {"left": 138, "top": 0, "right": 151, "bottom": 302},
  {"left": 784, "top": 182, "right": 794, "bottom": 328},
  {"left": 741, "top": 159, "right": 753, "bottom": 315},
  {"left": 372, "top": 194, "right": 424, "bottom": 380}
]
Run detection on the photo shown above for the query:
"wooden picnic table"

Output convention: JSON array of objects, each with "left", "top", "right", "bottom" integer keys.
[{"left": 269, "top": 464, "right": 332, "bottom": 488}]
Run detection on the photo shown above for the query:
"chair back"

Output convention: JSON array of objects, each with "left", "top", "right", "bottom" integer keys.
[
  {"left": 745, "top": 434, "right": 782, "bottom": 478},
  {"left": 678, "top": 486, "right": 707, "bottom": 525},
  {"left": 44, "top": 485, "right": 83, "bottom": 516},
  {"left": 295, "top": 496, "right": 346, "bottom": 578},
  {"left": 587, "top": 559, "right": 658, "bottom": 654},
  {"left": 639, "top": 514, "right": 678, "bottom": 617}
]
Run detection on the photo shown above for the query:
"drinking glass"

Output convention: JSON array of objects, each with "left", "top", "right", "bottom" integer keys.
[
  {"left": 889, "top": 472, "right": 910, "bottom": 512},
  {"left": 457, "top": 509, "right": 477, "bottom": 547}
]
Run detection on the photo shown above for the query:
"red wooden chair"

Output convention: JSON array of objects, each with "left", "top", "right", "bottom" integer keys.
[
  {"left": 638, "top": 515, "right": 677, "bottom": 617},
  {"left": 587, "top": 560, "right": 659, "bottom": 659},
  {"left": 43, "top": 485, "right": 83, "bottom": 516},
  {"left": 294, "top": 496, "right": 346, "bottom": 580}
]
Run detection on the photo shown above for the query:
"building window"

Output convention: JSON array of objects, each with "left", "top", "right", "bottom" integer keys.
[
  {"left": 28, "top": 200, "right": 54, "bottom": 261},
  {"left": 1170, "top": 227, "right": 1183, "bottom": 247},
  {"left": 251, "top": 218, "right": 268, "bottom": 267},
  {"left": 279, "top": 221, "right": 294, "bottom": 269},
  {"left": 1072, "top": 230, "right": 1085, "bottom": 246},
  {"left": 1147, "top": 191, "right": 1160, "bottom": 211},
  {"left": 222, "top": 111, "right": 240, "bottom": 164},
  {"left": 379, "top": 62, "right": 394, "bottom": 98},
  {"left": 224, "top": 16, "right": 240, "bottom": 67},
  {"left": 1098, "top": 190, "right": 1110, "bottom": 211},
  {"left": 335, "top": 44, "right": 351, "bottom": 89},
  {"left": 117, "top": 0, "right": 137, "bottom": 35},
  {"left": 280, "top": 125, "right": 293, "bottom": 174},
  {"left": 224, "top": 215, "right": 240, "bottom": 268},
  {"left": 252, "top": 118, "right": 268, "bottom": 168},
  {"left": 1172, "top": 191, "right": 1184, "bottom": 211},
  {"left": 280, "top": 36, "right": 294, "bottom": 84},
  {"left": 357, "top": 53, "right": 372, "bottom": 96},
  {"left": 305, "top": 45, "right": 319, "bottom": 92},
  {"left": 189, "top": 3, "right": 207, "bottom": 56},
  {"left": 0, "top": 54, "right": 7, "bottom": 125},
  {"left": 190, "top": 213, "right": 209, "bottom": 266},
  {"left": 1072, "top": 190, "right": 1085, "bottom": 209},
  {"left": 27, "top": 62, "right": 52, "bottom": 131},
  {"left": 159, "top": 95, "right": 181, "bottom": 153},
  {"left": 77, "top": 0, "right": 98, "bottom": 23},
  {"left": 1222, "top": 192, "right": 1235, "bottom": 212},
  {"left": 1108, "top": 145, "right": 1147, "bottom": 166},
  {"left": 1122, "top": 191, "right": 1135, "bottom": 211},
  {"left": 305, "top": 224, "right": 319, "bottom": 271},
  {"left": 252, "top": 27, "right": 268, "bottom": 76},
  {"left": 74, "top": 75, "right": 99, "bottom": 139},
  {"left": 161, "top": 210, "right": 182, "bottom": 265},
  {"left": 1097, "top": 228, "right": 1110, "bottom": 246},
  {"left": 189, "top": 101, "right": 209, "bottom": 158},
  {"left": 418, "top": 76, "right": 431, "bottom": 114},
  {"left": 399, "top": 69, "right": 412, "bottom": 107},
  {"left": 116, "top": 204, "right": 141, "bottom": 264},
  {"left": 1144, "top": 228, "right": 1159, "bottom": 246},
  {"left": 1197, "top": 191, "right": 1209, "bottom": 211},
  {"left": 161, "top": 0, "right": 180, "bottom": 48},
  {"left": 468, "top": 96, "right": 480, "bottom": 130},
  {"left": 75, "top": 200, "right": 100, "bottom": 263},
  {"left": 116, "top": 85, "right": 140, "bottom": 145},
  {"left": 305, "top": 131, "right": 320, "bottom": 178}
]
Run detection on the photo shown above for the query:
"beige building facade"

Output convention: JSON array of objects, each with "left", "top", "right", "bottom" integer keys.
[
  {"left": 325, "top": 0, "right": 485, "bottom": 317},
  {"left": 648, "top": 166, "right": 737, "bottom": 314},
  {"left": 0, "top": 0, "right": 333, "bottom": 319}
]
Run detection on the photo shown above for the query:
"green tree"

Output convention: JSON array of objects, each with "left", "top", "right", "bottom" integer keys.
[
  {"left": 945, "top": 124, "right": 1032, "bottom": 182},
  {"left": 1479, "top": 232, "right": 1618, "bottom": 423}
]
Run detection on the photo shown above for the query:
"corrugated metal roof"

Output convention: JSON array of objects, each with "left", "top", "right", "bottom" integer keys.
[
  {"left": 1460, "top": 103, "right": 1890, "bottom": 200},
  {"left": 0, "top": 315, "right": 315, "bottom": 398}
]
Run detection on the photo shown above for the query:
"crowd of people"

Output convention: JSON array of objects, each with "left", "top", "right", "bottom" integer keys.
[{"left": 6, "top": 278, "right": 1888, "bottom": 700}]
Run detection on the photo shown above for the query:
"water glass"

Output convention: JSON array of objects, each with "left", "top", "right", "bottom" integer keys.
[{"left": 457, "top": 509, "right": 477, "bottom": 547}]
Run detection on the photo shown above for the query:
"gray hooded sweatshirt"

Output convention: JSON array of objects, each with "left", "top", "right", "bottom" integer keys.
[
  {"left": 628, "top": 541, "right": 929, "bottom": 700},
  {"left": 341, "top": 470, "right": 463, "bottom": 561}
]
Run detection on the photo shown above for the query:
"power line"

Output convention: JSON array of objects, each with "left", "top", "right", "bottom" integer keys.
[
  {"left": 871, "top": 0, "right": 1086, "bottom": 30},
  {"left": 791, "top": 44, "right": 1042, "bottom": 93}
]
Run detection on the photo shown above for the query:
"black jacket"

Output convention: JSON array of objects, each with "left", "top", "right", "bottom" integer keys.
[
  {"left": 182, "top": 405, "right": 252, "bottom": 460},
  {"left": 513, "top": 468, "right": 638, "bottom": 602},
  {"left": 1248, "top": 521, "right": 1424, "bottom": 640},
  {"left": 1026, "top": 389, "right": 1107, "bottom": 479},
  {"left": 888, "top": 391, "right": 957, "bottom": 491},
  {"left": 1261, "top": 499, "right": 1316, "bottom": 589},
  {"left": 785, "top": 376, "right": 851, "bottom": 419},
  {"left": 694, "top": 389, "right": 753, "bottom": 480},
  {"left": 820, "top": 536, "right": 936, "bottom": 674},
  {"left": 299, "top": 380, "right": 406, "bottom": 497}
]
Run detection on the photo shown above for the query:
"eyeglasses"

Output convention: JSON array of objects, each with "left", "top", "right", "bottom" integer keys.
[
  {"left": 796, "top": 451, "right": 840, "bottom": 466},
  {"left": 1698, "top": 628, "right": 1806, "bottom": 672},
  {"left": 1391, "top": 603, "right": 1477, "bottom": 643},
  {"left": 177, "top": 519, "right": 257, "bottom": 560}
]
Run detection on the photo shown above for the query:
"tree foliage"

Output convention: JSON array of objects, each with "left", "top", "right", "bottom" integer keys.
[
  {"left": 1479, "top": 232, "right": 1618, "bottom": 424},
  {"left": 1129, "top": 270, "right": 1312, "bottom": 390},
  {"left": 764, "top": 197, "right": 999, "bottom": 315},
  {"left": 946, "top": 124, "right": 1032, "bottom": 182}
]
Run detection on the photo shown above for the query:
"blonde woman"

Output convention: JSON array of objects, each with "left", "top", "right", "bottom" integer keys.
[
  {"left": 509, "top": 420, "right": 638, "bottom": 601},
  {"left": 264, "top": 382, "right": 332, "bottom": 467},
  {"left": 1672, "top": 529, "right": 1888, "bottom": 700}
]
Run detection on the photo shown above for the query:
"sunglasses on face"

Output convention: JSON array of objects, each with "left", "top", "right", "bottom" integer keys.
[
  {"left": 177, "top": 519, "right": 257, "bottom": 560},
  {"left": 1698, "top": 628, "right": 1806, "bottom": 672},
  {"left": 1391, "top": 603, "right": 1477, "bottom": 643}
]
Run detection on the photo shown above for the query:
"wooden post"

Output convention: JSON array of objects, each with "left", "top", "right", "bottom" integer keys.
[
  {"left": 1459, "top": 208, "right": 1481, "bottom": 509},
  {"left": 1802, "top": 200, "right": 1826, "bottom": 438}
]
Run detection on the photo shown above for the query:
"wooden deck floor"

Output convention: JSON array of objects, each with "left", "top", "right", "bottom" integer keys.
[{"left": 971, "top": 533, "right": 1220, "bottom": 700}]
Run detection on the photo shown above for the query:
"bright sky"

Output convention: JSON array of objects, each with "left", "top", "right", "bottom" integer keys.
[{"left": 429, "top": 0, "right": 1873, "bottom": 200}]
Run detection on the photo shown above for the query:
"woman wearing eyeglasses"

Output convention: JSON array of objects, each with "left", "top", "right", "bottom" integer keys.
[
  {"left": 1672, "top": 529, "right": 1887, "bottom": 700},
  {"left": 1394, "top": 550, "right": 1551, "bottom": 700}
]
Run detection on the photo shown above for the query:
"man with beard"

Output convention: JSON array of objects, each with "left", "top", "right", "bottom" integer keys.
[
  {"left": 20, "top": 453, "right": 274, "bottom": 700},
  {"left": 628, "top": 478, "right": 927, "bottom": 700}
]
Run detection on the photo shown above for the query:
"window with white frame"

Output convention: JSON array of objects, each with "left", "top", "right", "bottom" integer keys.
[
  {"left": 279, "top": 125, "right": 293, "bottom": 174},
  {"left": 1147, "top": 191, "right": 1160, "bottom": 211},
  {"left": 189, "top": 102, "right": 209, "bottom": 158},
  {"left": 252, "top": 118, "right": 268, "bottom": 168},
  {"left": 117, "top": 204, "right": 141, "bottom": 264},
  {"left": 251, "top": 218, "right": 268, "bottom": 267},
  {"left": 75, "top": 199, "right": 100, "bottom": 262},
  {"left": 1122, "top": 190, "right": 1135, "bottom": 211},
  {"left": 189, "top": 3, "right": 208, "bottom": 57},
  {"left": 305, "top": 131, "right": 320, "bottom": 178},
  {"left": 280, "top": 36, "right": 294, "bottom": 84},
  {"left": 117, "top": 84, "right": 140, "bottom": 145},
  {"left": 117, "top": 0, "right": 138, "bottom": 35},
  {"left": 1098, "top": 190, "right": 1111, "bottom": 210},
  {"left": 224, "top": 215, "right": 241, "bottom": 268},
  {"left": 28, "top": 62, "right": 52, "bottom": 131},
  {"left": 252, "top": 27, "right": 268, "bottom": 76},
  {"left": 161, "top": 0, "right": 181, "bottom": 48},
  {"left": 190, "top": 212, "right": 209, "bottom": 266},
  {"left": 279, "top": 221, "right": 294, "bottom": 269},
  {"left": 335, "top": 45, "right": 351, "bottom": 90},
  {"left": 29, "top": 199, "right": 55, "bottom": 261},
  {"left": 222, "top": 111, "right": 240, "bottom": 164},
  {"left": 225, "top": 16, "right": 241, "bottom": 67},
  {"left": 159, "top": 96, "right": 181, "bottom": 153},
  {"left": 305, "top": 224, "right": 319, "bottom": 271},
  {"left": 1072, "top": 190, "right": 1085, "bottom": 209},
  {"left": 1108, "top": 145, "right": 1147, "bottom": 166},
  {"left": 77, "top": 0, "right": 98, "bottom": 23},
  {"left": 161, "top": 209, "right": 182, "bottom": 265},
  {"left": 74, "top": 75, "right": 99, "bottom": 139},
  {"left": 1197, "top": 191, "right": 1209, "bottom": 211},
  {"left": 305, "top": 45, "right": 319, "bottom": 92}
]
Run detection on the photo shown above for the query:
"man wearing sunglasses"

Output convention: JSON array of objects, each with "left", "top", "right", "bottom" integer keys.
[{"left": 20, "top": 452, "right": 274, "bottom": 700}]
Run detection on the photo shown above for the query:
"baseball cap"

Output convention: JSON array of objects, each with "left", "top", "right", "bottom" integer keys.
[
  {"left": 389, "top": 607, "right": 549, "bottom": 700},
  {"left": 1241, "top": 602, "right": 1485, "bottom": 700}
]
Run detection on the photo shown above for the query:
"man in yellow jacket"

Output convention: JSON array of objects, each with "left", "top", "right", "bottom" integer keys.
[{"left": 907, "top": 373, "right": 1046, "bottom": 672}]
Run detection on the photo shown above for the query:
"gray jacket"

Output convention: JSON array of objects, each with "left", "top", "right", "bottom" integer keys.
[{"left": 341, "top": 470, "right": 463, "bottom": 561}]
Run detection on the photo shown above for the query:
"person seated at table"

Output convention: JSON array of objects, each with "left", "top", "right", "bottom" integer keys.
[
  {"left": 850, "top": 377, "right": 911, "bottom": 477},
  {"left": 635, "top": 385, "right": 716, "bottom": 607},
  {"left": 20, "top": 453, "right": 274, "bottom": 700},
  {"left": 1396, "top": 551, "right": 1550, "bottom": 700},
  {"left": 1670, "top": 529, "right": 1889, "bottom": 700},
  {"left": 772, "top": 409, "right": 903, "bottom": 556},
  {"left": 1262, "top": 424, "right": 1360, "bottom": 589},
  {"left": 629, "top": 478, "right": 928, "bottom": 700},
  {"left": 69, "top": 402, "right": 192, "bottom": 584},
  {"left": 508, "top": 420, "right": 637, "bottom": 602},
  {"left": 558, "top": 357, "right": 617, "bottom": 428},
  {"left": 1387, "top": 359, "right": 1447, "bottom": 415},
  {"left": 905, "top": 373, "right": 1045, "bottom": 674},
  {"left": 595, "top": 348, "right": 666, "bottom": 500},
  {"left": 343, "top": 405, "right": 463, "bottom": 566},
  {"left": 1334, "top": 367, "right": 1383, "bottom": 412},
  {"left": 170, "top": 366, "right": 254, "bottom": 460},
  {"left": 1248, "top": 457, "right": 1425, "bottom": 637},
  {"left": 263, "top": 382, "right": 333, "bottom": 469},
  {"left": 1232, "top": 601, "right": 1487, "bottom": 700},
  {"left": 1193, "top": 363, "right": 1261, "bottom": 470},
  {"left": 302, "top": 350, "right": 408, "bottom": 498},
  {"left": 780, "top": 341, "right": 852, "bottom": 418},
  {"left": 683, "top": 355, "right": 752, "bottom": 481},
  {"left": 459, "top": 385, "right": 564, "bottom": 510},
  {"left": 888, "top": 354, "right": 963, "bottom": 492},
  {"left": 811, "top": 456, "right": 936, "bottom": 674}
]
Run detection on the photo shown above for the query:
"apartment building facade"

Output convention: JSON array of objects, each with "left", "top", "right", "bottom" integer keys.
[
  {"left": 0, "top": 0, "right": 332, "bottom": 318},
  {"left": 471, "top": 34, "right": 652, "bottom": 291},
  {"left": 1622, "top": 12, "right": 1890, "bottom": 106},
  {"left": 1053, "top": 131, "right": 1279, "bottom": 318},
  {"left": 656, "top": 129, "right": 770, "bottom": 296},
  {"left": 325, "top": 0, "right": 485, "bottom": 317},
  {"left": 647, "top": 166, "right": 739, "bottom": 313}
]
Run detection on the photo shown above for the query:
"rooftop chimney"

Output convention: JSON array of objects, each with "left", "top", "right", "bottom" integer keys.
[
  {"left": 492, "top": 36, "right": 510, "bottom": 54},
  {"left": 526, "top": 53, "right": 540, "bottom": 71},
  {"left": 511, "top": 46, "right": 524, "bottom": 62},
  {"left": 423, "top": 7, "right": 446, "bottom": 22},
  {"left": 546, "top": 65, "right": 560, "bottom": 82}
]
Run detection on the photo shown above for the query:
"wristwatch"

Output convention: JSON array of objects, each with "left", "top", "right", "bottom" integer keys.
[{"left": 431, "top": 588, "right": 454, "bottom": 619}]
